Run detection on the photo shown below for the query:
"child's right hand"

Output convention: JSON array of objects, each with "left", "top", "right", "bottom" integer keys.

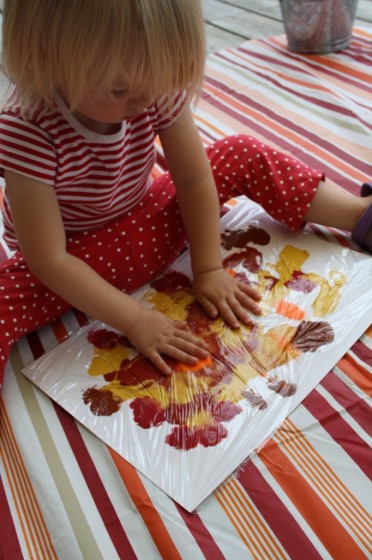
[{"left": 125, "top": 306, "right": 209, "bottom": 376}]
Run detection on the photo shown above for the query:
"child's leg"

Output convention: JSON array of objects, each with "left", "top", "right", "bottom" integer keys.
[
  {"left": 206, "top": 135, "right": 372, "bottom": 242},
  {"left": 351, "top": 183, "right": 372, "bottom": 251},
  {"left": 303, "top": 181, "right": 372, "bottom": 230},
  {"left": 206, "top": 134, "right": 324, "bottom": 230},
  {"left": 0, "top": 251, "right": 70, "bottom": 387}
]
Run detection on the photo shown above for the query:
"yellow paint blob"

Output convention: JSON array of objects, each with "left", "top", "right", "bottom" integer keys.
[{"left": 88, "top": 346, "right": 131, "bottom": 377}]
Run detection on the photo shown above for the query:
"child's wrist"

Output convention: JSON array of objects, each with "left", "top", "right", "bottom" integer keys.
[
  {"left": 193, "top": 264, "right": 224, "bottom": 278},
  {"left": 116, "top": 298, "right": 144, "bottom": 334}
]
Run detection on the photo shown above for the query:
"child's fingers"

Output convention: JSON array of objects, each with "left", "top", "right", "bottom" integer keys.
[
  {"left": 146, "top": 345, "right": 205, "bottom": 376},
  {"left": 172, "top": 335, "right": 209, "bottom": 359},
  {"left": 236, "top": 290, "right": 262, "bottom": 316},
  {"left": 202, "top": 291, "right": 259, "bottom": 327},
  {"left": 196, "top": 291, "right": 241, "bottom": 327},
  {"left": 173, "top": 321, "right": 209, "bottom": 349},
  {"left": 170, "top": 327, "right": 210, "bottom": 360},
  {"left": 239, "top": 282, "right": 262, "bottom": 301},
  {"left": 195, "top": 294, "right": 219, "bottom": 319},
  {"left": 144, "top": 325, "right": 210, "bottom": 376},
  {"left": 163, "top": 344, "right": 202, "bottom": 365},
  {"left": 146, "top": 351, "right": 173, "bottom": 376},
  {"left": 214, "top": 298, "right": 241, "bottom": 329}
]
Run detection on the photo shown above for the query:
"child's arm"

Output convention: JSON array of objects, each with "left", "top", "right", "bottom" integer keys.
[
  {"left": 4, "top": 170, "right": 208, "bottom": 374},
  {"left": 159, "top": 104, "right": 261, "bottom": 328}
]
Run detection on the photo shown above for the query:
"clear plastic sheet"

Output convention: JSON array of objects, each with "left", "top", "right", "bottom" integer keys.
[{"left": 22, "top": 199, "right": 372, "bottom": 512}]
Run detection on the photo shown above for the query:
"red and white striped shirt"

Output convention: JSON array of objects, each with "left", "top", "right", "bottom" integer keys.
[{"left": 0, "top": 91, "right": 186, "bottom": 249}]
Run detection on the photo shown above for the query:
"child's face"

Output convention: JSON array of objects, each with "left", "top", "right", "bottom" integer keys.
[{"left": 74, "top": 85, "right": 155, "bottom": 126}]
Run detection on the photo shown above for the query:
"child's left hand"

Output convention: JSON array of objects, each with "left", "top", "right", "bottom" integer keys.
[{"left": 193, "top": 268, "right": 262, "bottom": 328}]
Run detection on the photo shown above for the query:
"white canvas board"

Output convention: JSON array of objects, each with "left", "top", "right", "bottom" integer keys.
[{"left": 22, "top": 199, "right": 372, "bottom": 511}]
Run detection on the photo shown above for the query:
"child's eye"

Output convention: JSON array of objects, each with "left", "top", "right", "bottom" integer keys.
[{"left": 111, "top": 89, "right": 129, "bottom": 98}]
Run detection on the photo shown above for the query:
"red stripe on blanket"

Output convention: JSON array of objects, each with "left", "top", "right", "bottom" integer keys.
[
  {"left": 207, "top": 58, "right": 372, "bottom": 139},
  {"left": 175, "top": 503, "right": 227, "bottom": 560},
  {"left": 0, "top": 477, "right": 25, "bottom": 560},
  {"left": 201, "top": 88, "right": 356, "bottom": 193},
  {"left": 304, "top": 388, "right": 372, "bottom": 479},
  {"left": 237, "top": 459, "right": 323, "bottom": 559},
  {"left": 25, "top": 314, "right": 89, "bottom": 359},
  {"left": 26, "top": 331, "right": 45, "bottom": 360},
  {"left": 240, "top": 44, "right": 372, "bottom": 98},
  {"left": 352, "top": 340, "right": 372, "bottom": 367},
  {"left": 72, "top": 309, "right": 90, "bottom": 328},
  {"left": 321, "top": 371, "right": 372, "bottom": 436},
  {"left": 202, "top": 77, "right": 368, "bottom": 189},
  {"left": 53, "top": 405, "right": 139, "bottom": 560}
]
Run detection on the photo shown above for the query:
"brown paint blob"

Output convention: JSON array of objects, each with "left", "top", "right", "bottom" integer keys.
[
  {"left": 82, "top": 386, "right": 122, "bottom": 416},
  {"left": 291, "top": 321, "right": 334, "bottom": 352},
  {"left": 222, "top": 226, "right": 271, "bottom": 249}
]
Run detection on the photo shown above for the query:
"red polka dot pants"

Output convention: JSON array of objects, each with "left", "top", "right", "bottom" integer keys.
[{"left": 0, "top": 134, "right": 324, "bottom": 386}]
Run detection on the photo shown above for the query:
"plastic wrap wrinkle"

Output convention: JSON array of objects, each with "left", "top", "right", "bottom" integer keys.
[{"left": 22, "top": 200, "right": 372, "bottom": 512}]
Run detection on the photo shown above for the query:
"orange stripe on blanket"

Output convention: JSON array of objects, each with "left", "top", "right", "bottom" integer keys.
[
  {"left": 259, "top": 439, "right": 367, "bottom": 560},
  {"left": 0, "top": 410, "right": 33, "bottom": 558},
  {"left": 108, "top": 448, "right": 182, "bottom": 560},
  {"left": 216, "top": 479, "right": 287, "bottom": 560},
  {"left": 324, "top": 227, "right": 354, "bottom": 249},
  {"left": 203, "top": 82, "right": 368, "bottom": 183},
  {"left": 307, "top": 55, "right": 372, "bottom": 83},
  {"left": 0, "top": 398, "right": 57, "bottom": 560},
  {"left": 232, "top": 50, "right": 334, "bottom": 95},
  {"left": 337, "top": 354, "right": 372, "bottom": 397},
  {"left": 354, "top": 28, "right": 372, "bottom": 39},
  {"left": 268, "top": 35, "right": 372, "bottom": 84},
  {"left": 194, "top": 113, "right": 229, "bottom": 143}
]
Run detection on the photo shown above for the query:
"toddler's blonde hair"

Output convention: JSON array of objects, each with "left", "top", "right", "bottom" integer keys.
[{"left": 1, "top": 0, "right": 206, "bottom": 111}]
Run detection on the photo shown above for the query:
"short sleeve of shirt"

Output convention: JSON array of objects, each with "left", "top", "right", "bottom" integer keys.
[
  {"left": 152, "top": 91, "right": 188, "bottom": 132},
  {"left": 0, "top": 112, "right": 57, "bottom": 185}
]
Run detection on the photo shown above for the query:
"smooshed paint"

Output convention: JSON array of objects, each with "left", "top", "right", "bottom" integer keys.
[{"left": 82, "top": 225, "right": 339, "bottom": 451}]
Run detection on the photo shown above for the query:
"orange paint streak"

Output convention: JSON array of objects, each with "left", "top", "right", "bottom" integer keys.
[
  {"left": 276, "top": 300, "right": 305, "bottom": 321},
  {"left": 173, "top": 355, "right": 213, "bottom": 373},
  {"left": 226, "top": 268, "right": 236, "bottom": 277}
]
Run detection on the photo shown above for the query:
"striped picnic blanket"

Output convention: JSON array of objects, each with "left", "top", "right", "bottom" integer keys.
[{"left": 1, "top": 29, "right": 371, "bottom": 560}]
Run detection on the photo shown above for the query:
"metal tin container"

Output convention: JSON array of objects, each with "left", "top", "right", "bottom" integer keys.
[{"left": 279, "top": 0, "right": 359, "bottom": 53}]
